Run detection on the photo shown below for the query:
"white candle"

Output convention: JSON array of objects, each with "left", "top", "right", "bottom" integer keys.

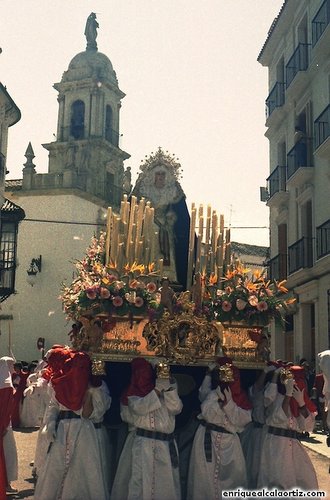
[{"left": 105, "top": 207, "right": 112, "bottom": 265}]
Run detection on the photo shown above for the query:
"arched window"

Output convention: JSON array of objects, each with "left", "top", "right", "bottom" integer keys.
[
  {"left": 70, "top": 100, "right": 85, "bottom": 139},
  {"left": 105, "top": 105, "right": 113, "bottom": 142},
  {"left": 105, "top": 105, "right": 119, "bottom": 146}
]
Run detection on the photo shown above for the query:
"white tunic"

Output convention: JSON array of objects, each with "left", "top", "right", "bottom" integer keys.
[
  {"left": 3, "top": 425, "right": 18, "bottom": 482},
  {"left": 239, "top": 385, "right": 267, "bottom": 489},
  {"left": 20, "top": 375, "right": 50, "bottom": 428},
  {"left": 127, "top": 388, "right": 183, "bottom": 500},
  {"left": 88, "top": 382, "right": 112, "bottom": 496},
  {"left": 187, "top": 389, "right": 251, "bottom": 500},
  {"left": 258, "top": 383, "right": 318, "bottom": 490},
  {"left": 34, "top": 386, "right": 110, "bottom": 500},
  {"left": 33, "top": 382, "right": 53, "bottom": 477},
  {"left": 111, "top": 404, "right": 136, "bottom": 500}
]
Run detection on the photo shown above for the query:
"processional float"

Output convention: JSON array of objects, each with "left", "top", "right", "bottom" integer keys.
[{"left": 60, "top": 193, "right": 293, "bottom": 374}]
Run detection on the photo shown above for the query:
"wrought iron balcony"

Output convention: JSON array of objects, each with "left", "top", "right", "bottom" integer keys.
[
  {"left": 285, "top": 43, "right": 309, "bottom": 89},
  {"left": 287, "top": 137, "right": 313, "bottom": 180},
  {"left": 314, "top": 104, "right": 330, "bottom": 150},
  {"left": 316, "top": 219, "right": 330, "bottom": 259},
  {"left": 267, "top": 165, "right": 287, "bottom": 199},
  {"left": 0, "top": 201, "right": 25, "bottom": 302},
  {"left": 265, "top": 82, "right": 285, "bottom": 118},
  {"left": 312, "top": 0, "right": 330, "bottom": 47},
  {"left": 268, "top": 253, "right": 288, "bottom": 281},
  {"left": 288, "top": 237, "right": 313, "bottom": 274}
]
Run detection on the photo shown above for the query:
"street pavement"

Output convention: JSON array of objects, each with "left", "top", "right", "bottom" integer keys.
[{"left": 8, "top": 427, "right": 330, "bottom": 499}]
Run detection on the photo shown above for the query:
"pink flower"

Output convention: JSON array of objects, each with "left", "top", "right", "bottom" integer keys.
[
  {"left": 256, "top": 301, "right": 268, "bottom": 311},
  {"left": 134, "top": 297, "right": 144, "bottom": 308},
  {"left": 222, "top": 301, "right": 232, "bottom": 312},
  {"left": 248, "top": 295, "right": 258, "bottom": 307},
  {"left": 236, "top": 299, "right": 247, "bottom": 311},
  {"left": 112, "top": 296, "right": 123, "bottom": 307},
  {"left": 100, "top": 288, "right": 111, "bottom": 299},
  {"left": 86, "top": 288, "right": 97, "bottom": 300},
  {"left": 146, "top": 282, "right": 157, "bottom": 293}
]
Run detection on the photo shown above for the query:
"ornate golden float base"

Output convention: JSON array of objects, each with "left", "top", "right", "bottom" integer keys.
[
  {"left": 75, "top": 313, "right": 268, "bottom": 372},
  {"left": 220, "top": 322, "right": 270, "bottom": 368}
]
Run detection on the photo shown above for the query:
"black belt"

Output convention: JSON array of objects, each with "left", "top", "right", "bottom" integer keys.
[
  {"left": 136, "top": 428, "right": 178, "bottom": 468},
  {"left": 253, "top": 421, "right": 264, "bottom": 428},
  {"left": 268, "top": 426, "right": 302, "bottom": 440},
  {"left": 94, "top": 422, "right": 103, "bottom": 429},
  {"left": 57, "top": 410, "right": 81, "bottom": 421},
  {"left": 200, "top": 420, "right": 233, "bottom": 463}
]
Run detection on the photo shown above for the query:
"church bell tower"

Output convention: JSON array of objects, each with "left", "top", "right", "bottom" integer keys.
[{"left": 42, "top": 13, "right": 130, "bottom": 206}]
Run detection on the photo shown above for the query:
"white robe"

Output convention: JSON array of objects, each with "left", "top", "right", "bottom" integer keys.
[
  {"left": 187, "top": 389, "right": 251, "bottom": 500},
  {"left": 111, "top": 404, "right": 136, "bottom": 500},
  {"left": 3, "top": 425, "right": 18, "bottom": 482},
  {"left": 33, "top": 382, "right": 53, "bottom": 477},
  {"left": 20, "top": 375, "right": 50, "bottom": 428},
  {"left": 318, "top": 350, "right": 330, "bottom": 428},
  {"left": 34, "top": 386, "right": 110, "bottom": 500},
  {"left": 239, "top": 384, "right": 267, "bottom": 488},
  {"left": 258, "top": 382, "right": 318, "bottom": 490},
  {"left": 88, "top": 382, "right": 112, "bottom": 496},
  {"left": 127, "top": 388, "right": 183, "bottom": 500}
]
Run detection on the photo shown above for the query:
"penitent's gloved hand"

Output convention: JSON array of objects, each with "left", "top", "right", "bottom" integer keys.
[
  {"left": 284, "top": 378, "right": 294, "bottom": 397},
  {"left": 42, "top": 420, "right": 57, "bottom": 442}
]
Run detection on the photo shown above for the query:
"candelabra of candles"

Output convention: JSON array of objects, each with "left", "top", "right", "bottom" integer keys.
[
  {"left": 104, "top": 194, "right": 163, "bottom": 276},
  {"left": 186, "top": 203, "right": 231, "bottom": 289}
]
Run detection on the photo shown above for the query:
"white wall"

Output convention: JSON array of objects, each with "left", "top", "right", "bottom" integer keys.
[{"left": 0, "top": 191, "right": 106, "bottom": 361}]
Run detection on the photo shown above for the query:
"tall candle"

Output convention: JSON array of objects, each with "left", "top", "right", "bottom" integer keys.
[
  {"left": 159, "top": 258, "right": 164, "bottom": 279},
  {"left": 126, "top": 196, "right": 137, "bottom": 256},
  {"left": 105, "top": 207, "right": 112, "bottom": 265},
  {"left": 135, "top": 198, "right": 145, "bottom": 254}
]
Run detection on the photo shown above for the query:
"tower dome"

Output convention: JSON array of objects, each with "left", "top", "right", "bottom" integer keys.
[{"left": 61, "top": 50, "right": 118, "bottom": 85}]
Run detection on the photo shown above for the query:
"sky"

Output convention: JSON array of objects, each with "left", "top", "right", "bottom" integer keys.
[{"left": 1, "top": 0, "right": 284, "bottom": 247}]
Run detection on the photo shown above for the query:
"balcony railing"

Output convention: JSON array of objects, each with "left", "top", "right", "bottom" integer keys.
[
  {"left": 287, "top": 137, "right": 312, "bottom": 179},
  {"left": 265, "top": 82, "right": 285, "bottom": 118},
  {"left": 0, "top": 221, "right": 19, "bottom": 302},
  {"left": 288, "top": 237, "right": 313, "bottom": 274},
  {"left": 314, "top": 104, "right": 330, "bottom": 150},
  {"left": 268, "top": 253, "right": 287, "bottom": 281},
  {"left": 285, "top": 43, "right": 309, "bottom": 89},
  {"left": 312, "top": 0, "right": 330, "bottom": 47},
  {"left": 316, "top": 219, "right": 330, "bottom": 259},
  {"left": 267, "top": 165, "right": 287, "bottom": 198}
]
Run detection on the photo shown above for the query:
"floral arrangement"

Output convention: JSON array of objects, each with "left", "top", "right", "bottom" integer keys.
[
  {"left": 59, "top": 232, "right": 162, "bottom": 320},
  {"left": 204, "top": 265, "right": 295, "bottom": 326}
]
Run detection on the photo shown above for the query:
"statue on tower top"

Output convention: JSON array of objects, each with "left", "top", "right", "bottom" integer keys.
[{"left": 85, "top": 12, "right": 99, "bottom": 51}]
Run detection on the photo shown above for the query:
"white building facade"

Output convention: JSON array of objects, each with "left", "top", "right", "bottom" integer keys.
[{"left": 258, "top": 0, "right": 330, "bottom": 365}]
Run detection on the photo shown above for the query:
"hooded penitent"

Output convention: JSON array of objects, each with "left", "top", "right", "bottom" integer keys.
[
  {"left": 288, "top": 365, "right": 317, "bottom": 418},
  {"left": 215, "top": 357, "right": 252, "bottom": 410},
  {"left": 121, "top": 357, "right": 155, "bottom": 405},
  {"left": 46, "top": 345, "right": 91, "bottom": 411}
]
